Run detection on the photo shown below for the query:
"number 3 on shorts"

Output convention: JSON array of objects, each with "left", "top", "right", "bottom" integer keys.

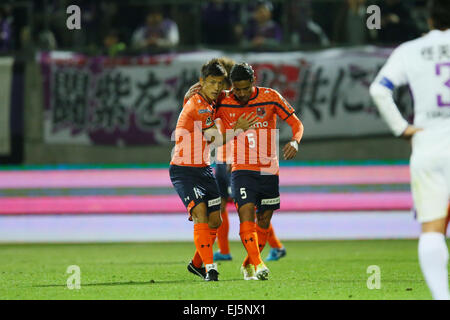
[{"left": 240, "top": 187, "right": 247, "bottom": 199}]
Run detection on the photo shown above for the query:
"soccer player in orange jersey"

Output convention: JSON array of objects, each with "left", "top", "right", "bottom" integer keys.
[
  {"left": 183, "top": 58, "right": 288, "bottom": 265},
  {"left": 170, "top": 59, "right": 258, "bottom": 281},
  {"left": 215, "top": 62, "right": 304, "bottom": 280}
]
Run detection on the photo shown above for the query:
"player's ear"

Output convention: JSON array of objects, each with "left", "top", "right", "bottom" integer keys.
[{"left": 199, "top": 77, "right": 204, "bottom": 87}]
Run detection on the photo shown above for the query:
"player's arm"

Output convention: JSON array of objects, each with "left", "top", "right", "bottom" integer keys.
[
  {"left": 273, "top": 91, "right": 304, "bottom": 160},
  {"left": 183, "top": 82, "right": 202, "bottom": 105},
  {"left": 369, "top": 47, "right": 423, "bottom": 139},
  {"left": 282, "top": 113, "right": 304, "bottom": 160},
  {"left": 203, "top": 113, "right": 259, "bottom": 147}
]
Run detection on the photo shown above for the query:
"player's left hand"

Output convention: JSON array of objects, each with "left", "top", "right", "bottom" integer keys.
[
  {"left": 283, "top": 140, "right": 298, "bottom": 160},
  {"left": 184, "top": 82, "right": 202, "bottom": 101}
]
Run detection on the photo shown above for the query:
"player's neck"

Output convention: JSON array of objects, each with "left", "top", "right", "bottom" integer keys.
[{"left": 198, "top": 91, "right": 213, "bottom": 104}]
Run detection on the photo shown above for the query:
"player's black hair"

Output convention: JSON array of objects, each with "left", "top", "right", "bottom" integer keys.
[
  {"left": 428, "top": 0, "right": 450, "bottom": 30},
  {"left": 230, "top": 63, "right": 255, "bottom": 82},
  {"left": 201, "top": 58, "right": 228, "bottom": 79},
  {"left": 217, "top": 57, "right": 235, "bottom": 87}
]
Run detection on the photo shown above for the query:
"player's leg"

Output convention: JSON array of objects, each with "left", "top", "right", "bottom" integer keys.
[
  {"left": 243, "top": 210, "right": 272, "bottom": 266},
  {"left": 419, "top": 217, "right": 449, "bottom": 299},
  {"left": 214, "top": 163, "right": 232, "bottom": 260},
  {"left": 238, "top": 202, "right": 263, "bottom": 266},
  {"left": 169, "top": 165, "right": 207, "bottom": 279},
  {"left": 191, "top": 171, "right": 222, "bottom": 281},
  {"left": 232, "top": 171, "right": 266, "bottom": 278},
  {"left": 238, "top": 202, "right": 262, "bottom": 280},
  {"left": 266, "top": 223, "right": 287, "bottom": 261},
  {"left": 412, "top": 157, "right": 450, "bottom": 300},
  {"left": 191, "top": 204, "right": 221, "bottom": 281},
  {"left": 215, "top": 198, "right": 232, "bottom": 260},
  {"left": 252, "top": 173, "right": 280, "bottom": 278}
]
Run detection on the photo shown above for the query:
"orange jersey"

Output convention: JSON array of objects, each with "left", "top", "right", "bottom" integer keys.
[
  {"left": 215, "top": 87, "right": 296, "bottom": 175},
  {"left": 183, "top": 91, "right": 231, "bottom": 164},
  {"left": 170, "top": 93, "right": 215, "bottom": 167}
]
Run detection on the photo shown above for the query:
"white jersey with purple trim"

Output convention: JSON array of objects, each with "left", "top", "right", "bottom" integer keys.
[
  {"left": 370, "top": 29, "right": 450, "bottom": 223},
  {"left": 370, "top": 29, "right": 450, "bottom": 154}
]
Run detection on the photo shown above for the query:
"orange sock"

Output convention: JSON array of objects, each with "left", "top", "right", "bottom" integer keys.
[
  {"left": 193, "top": 223, "right": 214, "bottom": 265},
  {"left": 217, "top": 209, "right": 230, "bottom": 254},
  {"left": 267, "top": 223, "right": 283, "bottom": 249},
  {"left": 192, "top": 250, "right": 202, "bottom": 268},
  {"left": 192, "top": 227, "right": 217, "bottom": 267},
  {"left": 210, "top": 228, "right": 217, "bottom": 246},
  {"left": 240, "top": 221, "right": 263, "bottom": 267},
  {"left": 243, "top": 224, "right": 269, "bottom": 266}
]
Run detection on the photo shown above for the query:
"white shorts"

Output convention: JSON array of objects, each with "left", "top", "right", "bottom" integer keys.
[{"left": 410, "top": 152, "right": 450, "bottom": 223}]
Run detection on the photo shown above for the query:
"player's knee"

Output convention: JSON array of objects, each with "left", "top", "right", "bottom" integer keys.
[
  {"left": 257, "top": 216, "right": 271, "bottom": 229},
  {"left": 191, "top": 203, "right": 208, "bottom": 223},
  {"left": 257, "top": 210, "right": 273, "bottom": 229},
  {"left": 422, "top": 217, "right": 447, "bottom": 234},
  {"left": 209, "top": 217, "right": 222, "bottom": 229},
  {"left": 238, "top": 203, "right": 256, "bottom": 222},
  {"left": 257, "top": 219, "right": 270, "bottom": 229},
  {"left": 208, "top": 210, "right": 222, "bottom": 229}
]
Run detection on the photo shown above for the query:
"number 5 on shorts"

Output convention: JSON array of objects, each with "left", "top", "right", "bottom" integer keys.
[{"left": 240, "top": 187, "right": 247, "bottom": 199}]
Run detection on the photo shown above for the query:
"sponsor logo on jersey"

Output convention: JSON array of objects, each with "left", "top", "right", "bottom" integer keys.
[
  {"left": 252, "top": 121, "right": 269, "bottom": 128},
  {"left": 261, "top": 196, "right": 280, "bottom": 205},
  {"left": 256, "top": 107, "right": 266, "bottom": 118},
  {"left": 208, "top": 197, "right": 221, "bottom": 207},
  {"left": 198, "top": 109, "right": 212, "bottom": 114}
]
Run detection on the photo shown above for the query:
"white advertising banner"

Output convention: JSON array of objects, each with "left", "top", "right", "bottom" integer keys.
[{"left": 39, "top": 47, "right": 413, "bottom": 145}]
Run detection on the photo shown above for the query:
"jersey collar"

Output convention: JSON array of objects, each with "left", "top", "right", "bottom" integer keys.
[{"left": 231, "top": 87, "right": 259, "bottom": 106}]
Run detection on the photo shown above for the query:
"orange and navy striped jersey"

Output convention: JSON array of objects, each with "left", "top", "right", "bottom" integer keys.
[
  {"left": 170, "top": 93, "right": 215, "bottom": 167},
  {"left": 215, "top": 86, "right": 296, "bottom": 175}
]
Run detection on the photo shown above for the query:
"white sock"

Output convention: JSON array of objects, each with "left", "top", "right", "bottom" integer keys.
[
  {"left": 418, "top": 232, "right": 450, "bottom": 300},
  {"left": 205, "top": 263, "right": 217, "bottom": 272}
]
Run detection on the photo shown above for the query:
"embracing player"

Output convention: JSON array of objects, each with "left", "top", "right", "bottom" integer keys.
[
  {"left": 184, "top": 58, "right": 288, "bottom": 265},
  {"left": 170, "top": 59, "right": 258, "bottom": 281},
  {"left": 215, "top": 63, "right": 304, "bottom": 280},
  {"left": 370, "top": 0, "right": 450, "bottom": 299}
]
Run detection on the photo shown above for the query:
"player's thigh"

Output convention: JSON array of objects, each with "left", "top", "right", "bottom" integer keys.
[
  {"left": 231, "top": 171, "right": 258, "bottom": 214},
  {"left": 169, "top": 166, "right": 206, "bottom": 219},
  {"left": 410, "top": 155, "right": 449, "bottom": 223},
  {"left": 215, "top": 163, "right": 231, "bottom": 200},
  {"left": 202, "top": 174, "right": 222, "bottom": 219},
  {"left": 256, "top": 174, "right": 280, "bottom": 216}
]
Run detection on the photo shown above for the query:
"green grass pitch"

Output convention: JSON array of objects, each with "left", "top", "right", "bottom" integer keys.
[{"left": 0, "top": 239, "right": 436, "bottom": 300}]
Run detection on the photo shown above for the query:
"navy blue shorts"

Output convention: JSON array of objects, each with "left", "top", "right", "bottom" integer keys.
[
  {"left": 214, "top": 163, "right": 232, "bottom": 199},
  {"left": 231, "top": 170, "right": 280, "bottom": 213},
  {"left": 169, "top": 165, "right": 221, "bottom": 218}
]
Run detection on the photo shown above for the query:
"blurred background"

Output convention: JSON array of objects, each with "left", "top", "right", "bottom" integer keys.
[{"left": 0, "top": 0, "right": 428, "bottom": 242}]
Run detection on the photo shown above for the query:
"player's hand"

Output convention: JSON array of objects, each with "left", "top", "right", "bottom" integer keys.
[
  {"left": 283, "top": 140, "right": 299, "bottom": 160},
  {"left": 184, "top": 82, "right": 202, "bottom": 101},
  {"left": 234, "top": 112, "right": 259, "bottom": 132},
  {"left": 401, "top": 125, "right": 423, "bottom": 139}
]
